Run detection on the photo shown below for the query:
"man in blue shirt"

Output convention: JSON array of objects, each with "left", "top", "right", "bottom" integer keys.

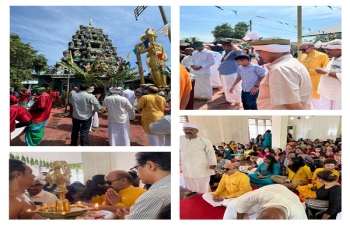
[
  {"left": 229, "top": 54, "right": 266, "bottom": 110},
  {"left": 218, "top": 40, "right": 242, "bottom": 107}
]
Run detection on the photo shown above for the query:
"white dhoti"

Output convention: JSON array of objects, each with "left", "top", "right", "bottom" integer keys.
[
  {"left": 317, "top": 95, "right": 341, "bottom": 110},
  {"left": 239, "top": 166, "right": 257, "bottom": 174},
  {"left": 127, "top": 105, "right": 135, "bottom": 120},
  {"left": 220, "top": 73, "right": 242, "bottom": 103},
  {"left": 223, "top": 197, "right": 260, "bottom": 220},
  {"left": 202, "top": 192, "right": 235, "bottom": 207},
  {"left": 108, "top": 121, "right": 131, "bottom": 146},
  {"left": 147, "top": 134, "right": 165, "bottom": 146},
  {"left": 194, "top": 73, "right": 212, "bottom": 100},
  {"left": 183, "top": 176, "right": 211, "bottom": 193},
  {"left": 211, "top": 65, "right": 222, "bottom": 88}
]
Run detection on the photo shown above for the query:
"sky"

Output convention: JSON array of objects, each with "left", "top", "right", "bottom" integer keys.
[
  {"left": 10, "top": 6, "right": 171, "bottom": 72},
  {"left": 180, "top": 6, "right": 341, "bottom": 42}
]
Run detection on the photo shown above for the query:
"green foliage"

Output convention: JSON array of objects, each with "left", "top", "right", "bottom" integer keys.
[
  {"left": 108, "top": 61, "right": 139, "bottom": 86},
  {"left": 211, "top": 23, "right": 235, "bottom": 39},
  {"left": 232, "top": 22, "right": 250, "bottom": 39},
  {"left": 10, "top": 33, "right": 48, "bottom": 88},
  {"left": 69, "top": 164, "right": 83, "bottom": 170},
  {"left": 303, "top": 33, "right": 340, "bottom": 44},
  {"left": 181, "top": 37, "right": 200, "bottom": 44}
]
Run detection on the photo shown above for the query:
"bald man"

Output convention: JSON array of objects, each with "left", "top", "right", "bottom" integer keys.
[
  {"left": 203, "top": 163, "right": 251, "bottom": 207},
  {"left": 298, "top": 42, "right": 330, "bottom": 109},
  {"left": 136, "top": 86, "right": 166, "bottom": 146},
  {"left": 84, "top": 170, "right": 147, "bottom": 212},
  {"left": 223, "top": 184, "right": 307, "bottom": 219}
]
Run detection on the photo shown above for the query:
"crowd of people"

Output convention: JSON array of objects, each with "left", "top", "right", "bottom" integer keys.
[
  {"left": 180, "top": 122, "right": 342, "bottom": 219},
  {"left": 10, "top": 83, "right": 171, "bottom": 146},
  {"left": 9, "top": 152, "right": 171, "bottom": 219},
  {"left": 179, "top": 33, "right": 342, "bottom": 110}
]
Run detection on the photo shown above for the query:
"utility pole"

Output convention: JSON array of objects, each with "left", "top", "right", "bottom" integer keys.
[
  {"left": 159, "top": 6, "right": 171, "bottom": 42},
  {"left": 250, "top": 20, "right": 252, "bottom": 31},
  {"left": 297, "top": 6, "right": 302, "bottom": 61}
]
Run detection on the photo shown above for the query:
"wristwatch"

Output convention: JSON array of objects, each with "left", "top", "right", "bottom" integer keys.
[{"left": 254, "top": 85, "right": 259, "bottom": 88}]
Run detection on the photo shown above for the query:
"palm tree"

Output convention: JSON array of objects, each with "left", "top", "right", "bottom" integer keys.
[{"left": 107, "top": 61, "right": 139, "bottom": 87}]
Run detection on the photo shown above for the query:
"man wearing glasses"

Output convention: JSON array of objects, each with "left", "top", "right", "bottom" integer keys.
[
  {"left": 202, "top": 163, "right": 251, "bottom": 207},
  {"left": 180, "top": 122, "right": 217, "bottom": 196},
  {"left": 299, "top": 42, "right": 330, "bottom": 110},
  {"left": 250, "top": 38, "right": 312, "bottom": 110},
  {"left": 117, "top": 152, "right": 171, "bottom": 219},
  {"left": 89, "top": 170, "right": 146, "bottom": 212}
]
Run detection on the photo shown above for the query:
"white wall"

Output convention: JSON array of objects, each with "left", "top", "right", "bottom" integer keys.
[{"left": 181, "top": 115, "right": 341, "bottom": 146}]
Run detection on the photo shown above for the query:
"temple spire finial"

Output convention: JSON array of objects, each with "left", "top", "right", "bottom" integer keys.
[{"left": 89, "top": 18, "right": 93, "bottom": 27}]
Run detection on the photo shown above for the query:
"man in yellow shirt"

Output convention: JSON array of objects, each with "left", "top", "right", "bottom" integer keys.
[
  {"left": 202, "top": 163, "right": 252, "bottom": 207},
  {"left": 136, "top": 86, "right": 166, "bottom": 146},
  {"left": 312, "top": 159, "right": 340, "bottom": 188},
  {"left": 87, "top": 170, "right": 147, "bottom": 212},
  {"left": 298, "top": 42, "right": 330, "bottom": 109}
]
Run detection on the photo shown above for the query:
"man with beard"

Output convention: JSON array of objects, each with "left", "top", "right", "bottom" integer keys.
[
  {"left": 180, "top": 122, "right": 216, "bottom": 196},
  {"left": 9, "top": 159, "right": 44, "bottom": 219}
]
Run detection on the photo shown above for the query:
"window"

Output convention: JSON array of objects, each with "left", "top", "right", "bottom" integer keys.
[{"left": 248, "top": 119, "right": 272, "bottom": 141}]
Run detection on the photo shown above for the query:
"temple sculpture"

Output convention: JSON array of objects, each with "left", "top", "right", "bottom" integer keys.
[
  {"left": 137, "top": 28, "right": 168, "bottom": 87},
  {"left": 61, "top": 20, "right": 121, "bottom": 76}
]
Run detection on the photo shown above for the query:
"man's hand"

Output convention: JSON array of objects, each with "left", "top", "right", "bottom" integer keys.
[
  {"left": 250, "top": 87, "right": 259, "bottom": 95},
  {"left": 209, "top": 165, "right": 216, "bottom": 169},
  {"left": 105, "top": 188, "right": 121, "bottom": 205},
  {"left": 229, "top": 85, "right": 235, "bottom": 93},
  {"left": 315, "top": 67, "right": 328, "bottom": 74},
  {"left": 116, "top": 207, "right": 130, "bottom": 219},
  {"left": 212, "top": 195, "right": 224, "bottom": 202}
]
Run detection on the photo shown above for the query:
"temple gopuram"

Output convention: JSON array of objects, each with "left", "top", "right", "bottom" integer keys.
[{"left": 31, "top": 20, "right": 125, "bottom": 95}]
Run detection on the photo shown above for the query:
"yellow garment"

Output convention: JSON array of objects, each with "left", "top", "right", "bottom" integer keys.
[
  {"left": 212, "top": 172, "right": 252, "bottom": 199},
  {"left": 312, "top": 168, "right": 340, "bottom": 189},
  {"left": 296, "top": 184, "right": 317, "bottom": 202},
  {"left": 136, "top": 93, "right": 166, "bottom": 134},
  {"left": 286, "top": 165, "right": 312, "bottom": 184},
  {"left": 102, "top": 185, "right": 147, "bottom": 207},
  {"left": 230, "top": 144, "right": 237, "bottom": 150},
  {"left": 90, "top": 194, "right": 105, "bottom": 205},
  {"left": 299, "top": 51, "right": 330, "bottom": 99},
  {"left": 244, "top": 149, "right": 254, "bottom": 158}
]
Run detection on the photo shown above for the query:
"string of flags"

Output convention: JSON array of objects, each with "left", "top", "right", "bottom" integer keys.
[
  {"left": 125, "top": 22, "right": 170, "bottom": 63},
  {"left": 214, "top": 6, "right": 340, "bottom": 35}
]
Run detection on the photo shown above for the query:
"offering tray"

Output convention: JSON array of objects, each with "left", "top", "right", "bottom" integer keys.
[{"left": 34, "top": 205, "right": 91, "bottom": 219}]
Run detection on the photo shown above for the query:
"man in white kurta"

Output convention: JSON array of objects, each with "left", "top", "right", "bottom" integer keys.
[
  {"left": 103, "top": 87, "right": 132, "bottom": 146},
  {"left": 27, "top": 175, "right": 58, "bottom": 207},
  {"left": 315, "top": 39, "right": 341, "bottom": 110},
  {"left": 224, "top": 184, "right": 308, "bottom": 219},
  {"left": 181, "top": 48, "right": 194, "bottom": 73},
  {"left": 122, "top": 86, "right": 136, "bottom": 120},
  {"left": 180, "top": 122, "right": 217, "bottom": 195},
  {"left": 190, "top": 42, "right": 216, "bottom": 101},
  {"left": 205, "top": 46, "right": 222, "bottom": 89}
]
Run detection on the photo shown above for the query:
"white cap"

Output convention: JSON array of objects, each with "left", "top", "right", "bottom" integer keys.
[
  {"left": 183, "top": 122, "right": 198, "bottom": 129},
  {"left": 242, "top": 31, "right": 260, "bottom": 42}
]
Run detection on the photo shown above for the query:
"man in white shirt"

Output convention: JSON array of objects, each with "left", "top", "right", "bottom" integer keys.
[
  {"left": 180, "top": 122, "right": 216, "bottom": 196},
  {"left": 181, "top": 48, "right": 194, "bottom": 73},
  {"left": 103, "top": 87, "right": 132, "bottom": 146},
  {"left": 190, "top": 41, "right": 216, "bottom": 101},
  {"left": 121, "top": 86, "right": 136, "bottom": 120},
  {"left": 315, "top": 39, "right": 341, "bottom": 110},
  {"left": 205, "top": 46, "right": 222, "bottom": 89},
  {"left": 224, "top": 184, "right": 307, "bottom": 219},
  {"left": 27, "top": 174, "right": 58, "bottom": 207}
]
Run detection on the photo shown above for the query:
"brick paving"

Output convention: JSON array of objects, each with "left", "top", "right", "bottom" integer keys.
[{"left": 11, "top": 106, "right": 170, "bottom": 146}]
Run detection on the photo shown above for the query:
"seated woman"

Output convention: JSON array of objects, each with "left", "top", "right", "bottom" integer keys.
[
  {"left": 65, "top": 182, "right": 87, "bottom": 204},
  {"left": 271, "top": 156, "right": 312, "bottom": 190},
  {"left": 306, "top": 170, "right": 341, "bottom": 219},
  {"left": 247, "top": 155, "right": 280, "bottom": 187},
  {"left": 239, "top": 151, "right": 263, "bottom": 174},
  {"left": 84, "top": 175, "right": 106, "bottom": 205},
  {"left": 274, "top": 148, "right": 286, "bottom": 175},
  {"left": 258, "top": 147, "right": 274, "bottom": 158},
  {"left": 312, "top": 159, "right": 340, "bottom": 189}
]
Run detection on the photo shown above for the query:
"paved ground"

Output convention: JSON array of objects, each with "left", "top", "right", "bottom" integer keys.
[
  {"left": 194, "top": 58, "right": 259, "bottom": 110},
  {"left": 11, "top": 105, "right": 170, "bottom": 146}
]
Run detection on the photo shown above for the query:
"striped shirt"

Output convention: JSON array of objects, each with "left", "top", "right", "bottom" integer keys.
[{"left": 125, "top": 174, "right": 171, "bottom": 220}]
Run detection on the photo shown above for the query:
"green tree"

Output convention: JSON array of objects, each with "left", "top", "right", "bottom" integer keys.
[
  {"left": 211, "top": 23, "right": 234, "bottom": 40},
  {"left": 108, "top": 61, "right": 139, "bottom": 87},
  {"left": 181, "top": 37, "right": 200, "bottom": 44},
  {"left": 303, "top": 33, "right": 340, "bottom": 43},
  {"left": 232, "top": 22, "right": 250, "bottom": 39},
  {"left": 10, "top": 33, "right": 48, "bottom": 88}
]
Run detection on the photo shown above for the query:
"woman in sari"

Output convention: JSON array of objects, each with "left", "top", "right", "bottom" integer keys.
[{"left": 247, "top": 155, "right": 280, "bottom": 187}]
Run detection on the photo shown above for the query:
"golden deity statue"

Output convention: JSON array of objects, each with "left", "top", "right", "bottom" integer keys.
[
  {"left": 45, "top": 161, "right": 72, "bottom": 212},
  {"left": 138, "top": 28, "right": 168, "bottom": 87}
]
